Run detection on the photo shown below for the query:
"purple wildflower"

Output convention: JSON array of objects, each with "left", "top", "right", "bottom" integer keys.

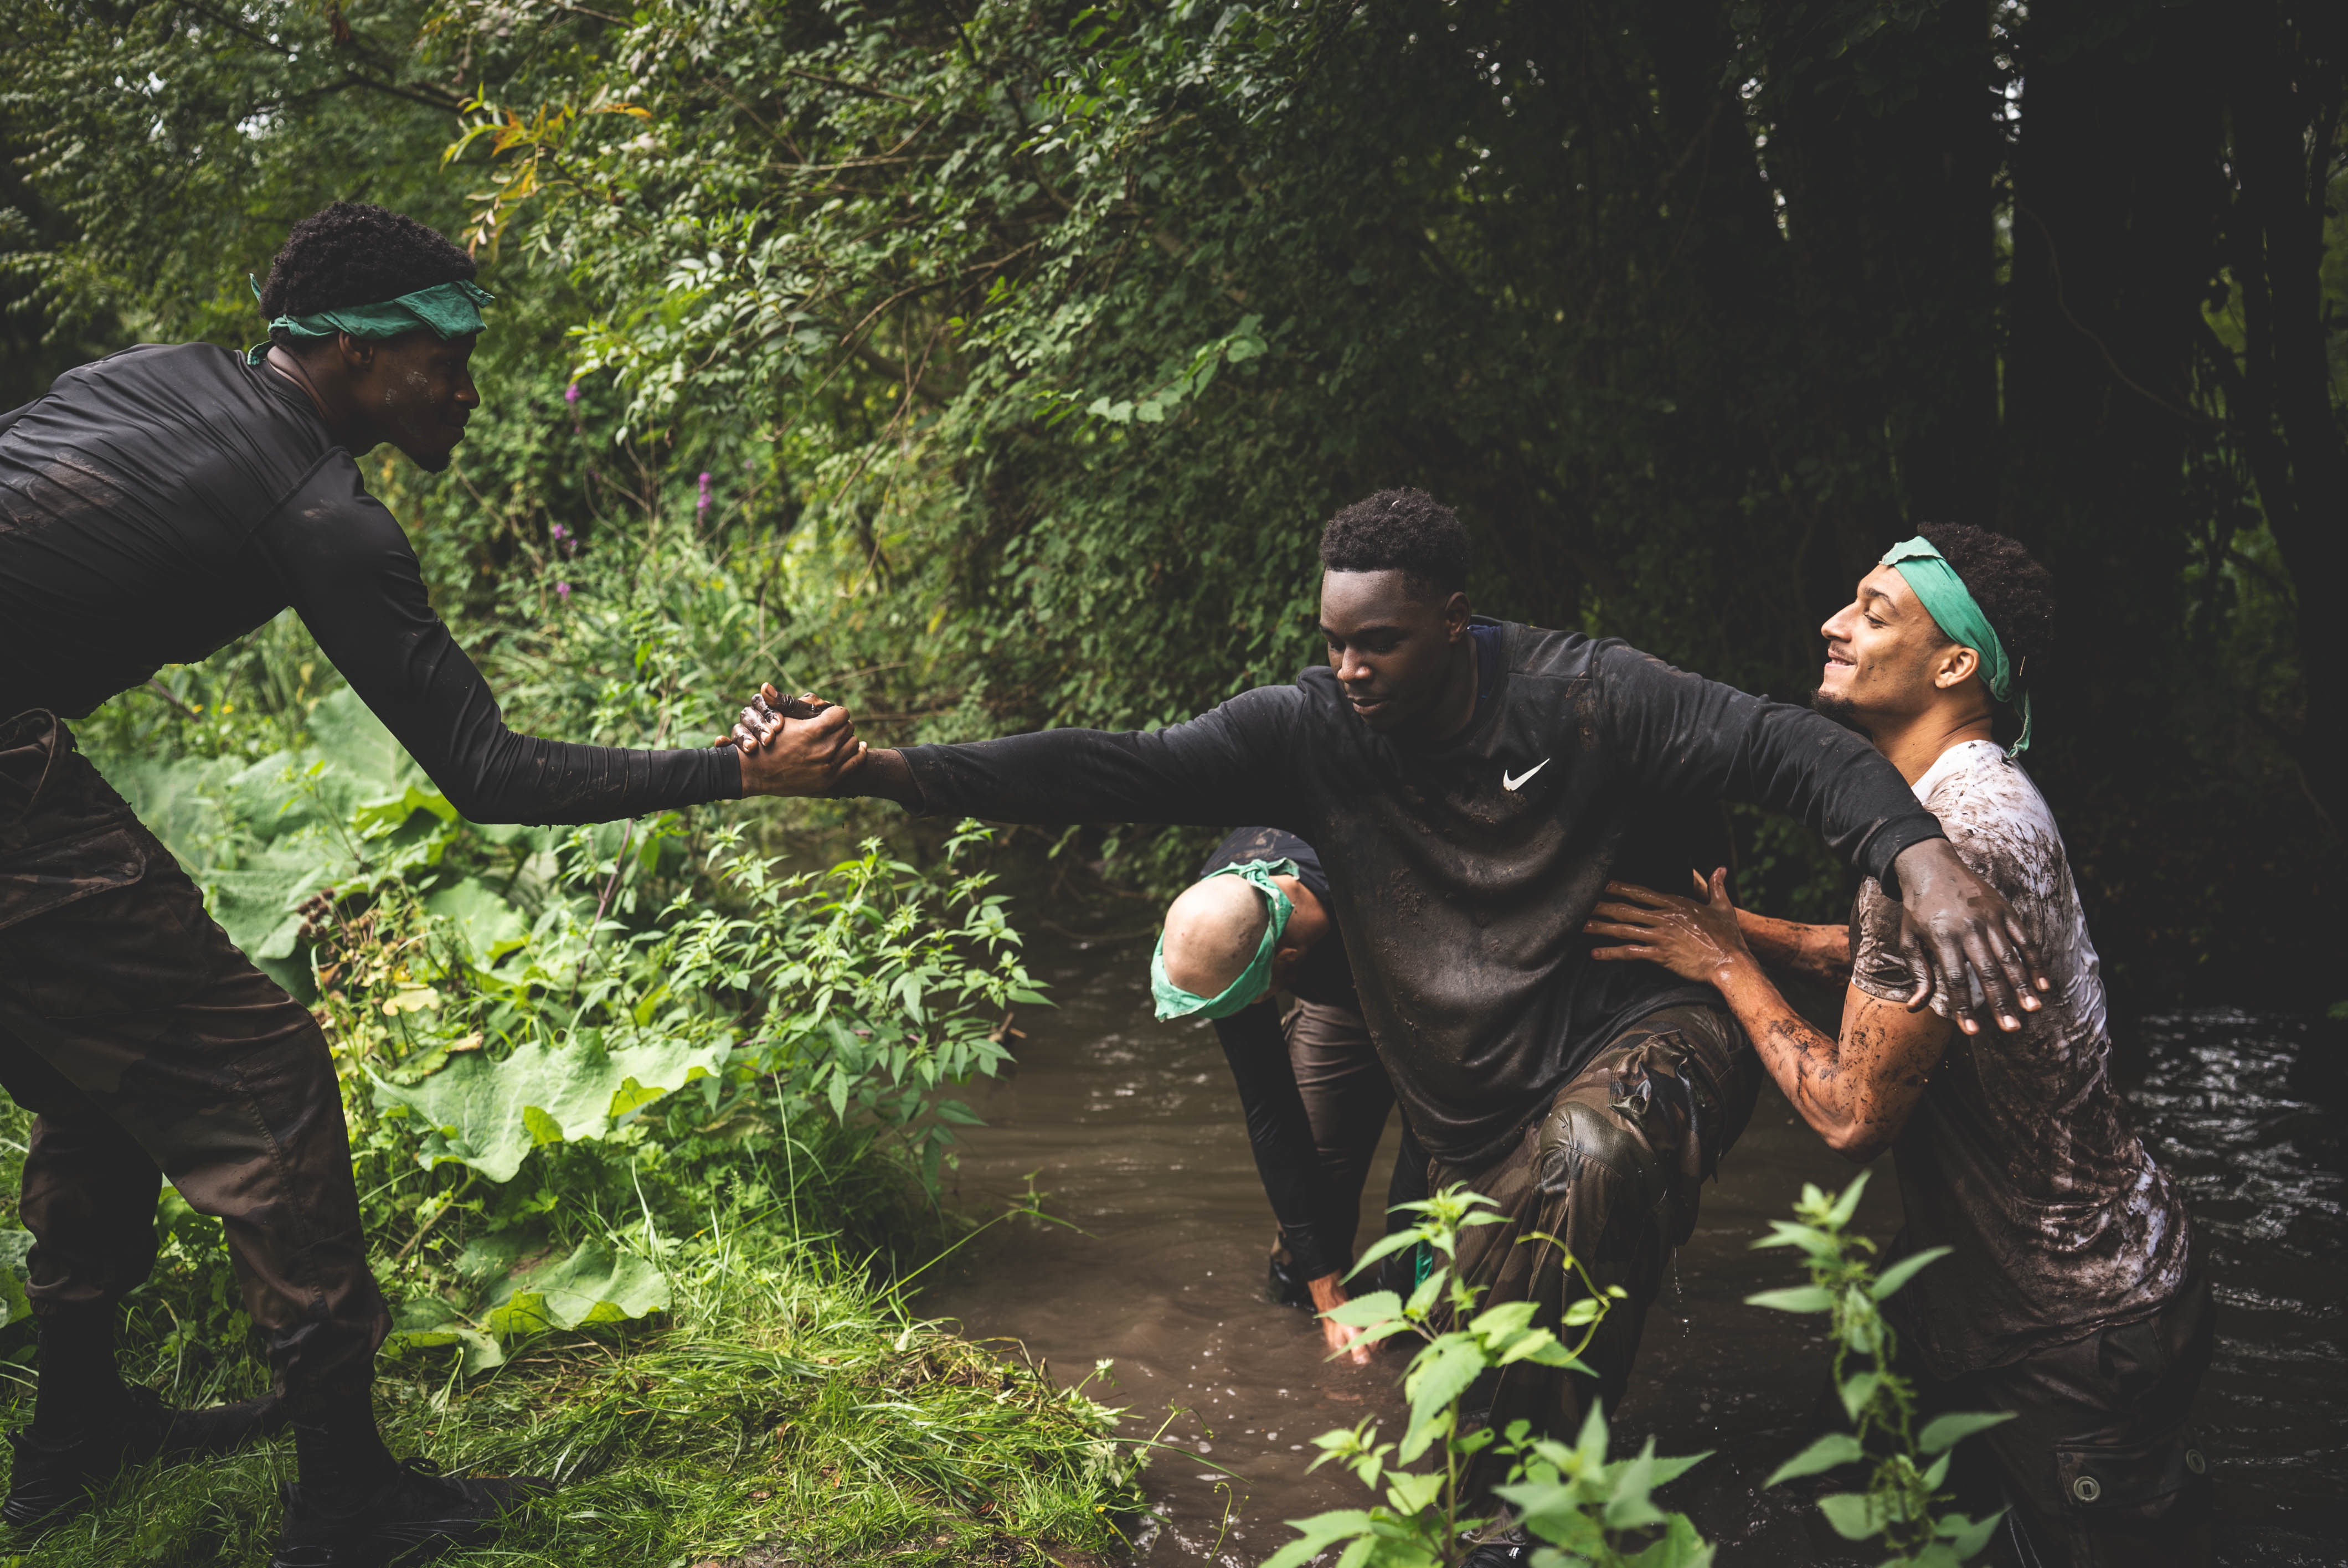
[
  {"left": 555, "top": 581, "right": 571, "bottom": 601},
  {"left": 697, "top": 471, "right": 713, "bottom": 520},
  {"left": 564, "top": 383, "right": 581, "bottom": 405}
]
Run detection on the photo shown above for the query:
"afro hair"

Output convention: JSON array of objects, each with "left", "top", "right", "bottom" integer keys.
[
  {"left": 1916, "top": 522, "right": 2056, "bottom": 674},
  {"left": 1318, "top": 487, "right": 1470, "bottom": 597},
  {"left": 259, "top": 202, "right": 476, "bottom": 349}
]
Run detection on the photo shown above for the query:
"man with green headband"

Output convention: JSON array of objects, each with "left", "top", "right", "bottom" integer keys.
[
  {"left": 0, "top": 202, "right": 862, "bottom": 1562},
  {"left": 1588, "top": 524, "right": 2207, "bottom": 1567},
  {"left": 737, "top": 488, "right": 2056, "bottom": 1564}
]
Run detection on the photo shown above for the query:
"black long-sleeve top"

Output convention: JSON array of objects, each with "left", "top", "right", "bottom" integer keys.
[
  {"left": 0, "top": 344, "right": 737, "bottom": 823},
  {"left": 893, "top": 621, "right": 1946, "bottom": 1168}
]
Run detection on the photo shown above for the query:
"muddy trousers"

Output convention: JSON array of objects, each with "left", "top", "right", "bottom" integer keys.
[
  {"left": 0, "top": 712, "right": 389, "bottom": 1407},
  {"left": 1901, "top": 1273, "right": 2216, "bottom": 1568},
  {"left": 1433, "top": 1005, "right": 1757, "bottom": 1486}
]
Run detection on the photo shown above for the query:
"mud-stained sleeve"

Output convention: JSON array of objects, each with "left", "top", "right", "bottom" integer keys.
[
  {"left": 250, "top": 455, "right": 742, "bottom": 824},
  {"left": 1848, "top": 880, "right": 1915, "bottom": 1003}
]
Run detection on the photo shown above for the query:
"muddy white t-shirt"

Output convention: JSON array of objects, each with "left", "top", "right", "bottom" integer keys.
[{"left": 1851, "top": 740, "right": 2191, "bottom": 1376}]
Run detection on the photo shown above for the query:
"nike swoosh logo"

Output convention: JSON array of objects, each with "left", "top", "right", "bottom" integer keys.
[{"left": 1502, "top": 759, "right": 1550, "bottom": 792}]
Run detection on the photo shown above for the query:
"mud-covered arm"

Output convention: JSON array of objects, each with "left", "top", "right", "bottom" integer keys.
[
  {"left": 251, "top": 457, "right": 741, "bottom": 824},
  {"left": 1587, "top": 871, "right": 1953, "bottom": 1161},
  {"left": 851, "top": 684, "right": 1306, "bottom": 829},
  {"left": 1735, "top": 909, "right": 1853, "bottom": 986}
]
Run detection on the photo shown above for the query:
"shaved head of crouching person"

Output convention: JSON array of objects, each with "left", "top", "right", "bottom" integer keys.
[{"left": 1589, "top": 524, "right": 2210, "bottom": 1568}]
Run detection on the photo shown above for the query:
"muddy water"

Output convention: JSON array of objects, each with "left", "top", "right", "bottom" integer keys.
[{"left": 926, "top": 935, "right": 2348, "bottom": 1566}]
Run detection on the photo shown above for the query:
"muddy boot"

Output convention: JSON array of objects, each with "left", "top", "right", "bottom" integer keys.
[
  {"left": 5, "top": 1384, "right": 287, "bottom": 1529},
  {"left": 269, "top": 1457, "right": 553, "bottom": 1567}
]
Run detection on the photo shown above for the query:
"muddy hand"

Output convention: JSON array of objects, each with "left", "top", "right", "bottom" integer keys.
[
  {"left": 1583, "top": 869, "right": 1749, "bottom": 989},
  {"left": 1886, "top": 838, "right": 2048, "bottom": 1035},
  {"left": 716, "top": 683, "right": 829, "bottom": 751},
  {"left": 734, "top": 702, "right": 867, "bottom": 797}
]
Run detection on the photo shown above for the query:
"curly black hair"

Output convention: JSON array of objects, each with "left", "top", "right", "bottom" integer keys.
[
  {"left": 1916, "top": 522, "right": 2056, "bottom": 674},
  {"left": 259, "top": 202, "right": 476, "bottom": 349},
  {"left": 1318, "top": 487, "right": 1470, "bottom": 597}
]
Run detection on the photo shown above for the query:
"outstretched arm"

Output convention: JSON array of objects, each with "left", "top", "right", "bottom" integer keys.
[
  {"left": 1593, "top": 644, "right": 2047, "bottom": 1032},
  {"left": 1588, "top": 871, "right": 1953, "bottom": 1160},
  {"left": 740, "top": 682, "right": 1304, "bottom": 828},
  {"left": 257, "top": 461, "right": 859, "bottom": 822}
]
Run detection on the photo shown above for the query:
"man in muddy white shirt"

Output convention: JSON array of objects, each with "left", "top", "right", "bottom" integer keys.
[{"left": 1588, "top": 524, "right": 2206, "bottom": 1567}]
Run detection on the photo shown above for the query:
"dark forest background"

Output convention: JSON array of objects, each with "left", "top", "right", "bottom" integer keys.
[{"left": 3, "top": 0, "right": 2340, "bottom": 1013}]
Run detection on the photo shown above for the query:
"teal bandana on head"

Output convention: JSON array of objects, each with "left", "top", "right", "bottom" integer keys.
[
  {"left": 1881, "top": 535, "right": 2033, "bottom": 756},
  {"left": 1149, "top": 858, "right": 1298, "bottom": 1022},
  {"left": 250, "top": 274, "right": 494, "bottom": 345}
]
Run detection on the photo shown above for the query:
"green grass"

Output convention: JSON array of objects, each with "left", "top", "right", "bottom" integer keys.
[{"left": 0, "top": 1126, "right": 1144, "bottom": 1568}]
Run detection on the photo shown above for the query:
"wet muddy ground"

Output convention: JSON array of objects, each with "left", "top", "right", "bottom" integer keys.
[{"left": 926, "top": 931, "right": 2348, "bottom": 1566}]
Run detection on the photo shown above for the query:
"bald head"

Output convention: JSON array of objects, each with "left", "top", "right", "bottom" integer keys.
[{"left": 1161, "top": 874, "right": 1273, "bottom": 999}]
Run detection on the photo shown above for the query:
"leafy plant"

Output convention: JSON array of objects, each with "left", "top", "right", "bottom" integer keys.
[
  {"left": 1265, "top": 1184, "right": 1712, "bottom": 1568},
  {"left": 1749, "top": 1173, "right": 2011, "bottom": 1566}
]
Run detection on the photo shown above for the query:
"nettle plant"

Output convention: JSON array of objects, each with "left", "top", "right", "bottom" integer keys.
[
  {"left": 1749, "top": 1173, "right": 2011, "bottom": 1566},
  {"left": 1265, "top": 1185, "right": 1714, "bottom": 1568}
]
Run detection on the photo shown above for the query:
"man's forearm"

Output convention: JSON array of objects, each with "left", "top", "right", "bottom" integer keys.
[
  {"left": 1735, "top": 910, "right": 1851, "bottom": 985},
  {"left": 1712, "top": 954, "right": 1870, "bottom": 1155},
  {"left": 841, "top": 747, "right": 923, "bottom": 808}
]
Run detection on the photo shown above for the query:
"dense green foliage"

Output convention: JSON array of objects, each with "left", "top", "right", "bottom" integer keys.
[
  {"left": 4, "top": 0, "right": 2341, "bottom": 997},
  {"left": 1269, "top": 1184, "right": 1715, "bottom": 1568},
  {"left": 0, "top": 685, "right": 1139, "bottom": 1562}
]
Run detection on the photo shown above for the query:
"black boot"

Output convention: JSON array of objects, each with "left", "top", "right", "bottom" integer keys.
[
  {"left": 269, "top": 1457, "right": 553, "bottom": 1567},
  {"left": 4, "top": 1384, "right": 287, "bottom": 1529}
]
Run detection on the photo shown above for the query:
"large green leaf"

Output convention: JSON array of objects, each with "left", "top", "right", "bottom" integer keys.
[
  {"left": 372, "top": 1032, "right": 731, "bottom": 1182},
  {"left": 307, "top": 687, "right": 425, "bottom": 790},
  {"left": 424, "top": 878, "right": 529, "bottom": 967},
  {"left": 478, "top": 1238, "right": 670, "bottom": 1334}
]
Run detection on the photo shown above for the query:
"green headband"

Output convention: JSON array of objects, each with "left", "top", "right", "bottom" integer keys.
[
  {"left": 250, "top": 274, "right": 493, "bottom": 343},
  {"left": 1150, "top": 859, "right": 1297, "bottom": 1022},
  {"left": 1881, "top": 535, "right": 2032, "bottom": 756}
]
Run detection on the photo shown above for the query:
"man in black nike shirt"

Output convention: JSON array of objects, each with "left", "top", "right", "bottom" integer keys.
[
  {"left": 0, "top": 203, "right": 860, "bottom": 1564},
  {"left": 736, "top": 488, "right": 2050, "bottom": 1542}
]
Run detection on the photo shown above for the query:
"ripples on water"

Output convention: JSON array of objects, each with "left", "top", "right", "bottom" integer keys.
[{"left": 927, "top": 941, "right": 2348, "bottom": 1566}]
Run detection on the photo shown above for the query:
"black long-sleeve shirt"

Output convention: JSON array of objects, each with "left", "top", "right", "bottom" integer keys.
[
  {"left": 0, "top": 344, "right": 737, "bottom": 823},
  {"left": 894, "top": 622, "right": 1946, "bottom": 1167}
]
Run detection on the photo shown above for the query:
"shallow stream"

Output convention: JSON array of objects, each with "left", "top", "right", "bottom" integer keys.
[{"left": 926, "top": 931, "right": 2347, "bottom": 1565}]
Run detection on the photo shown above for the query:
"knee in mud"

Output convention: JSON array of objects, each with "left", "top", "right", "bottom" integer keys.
[{"left": 1532, "top": 1096, "right": 1660, "bottom": 1210}]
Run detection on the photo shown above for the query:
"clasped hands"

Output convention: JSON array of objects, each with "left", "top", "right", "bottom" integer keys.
[{"left": 713, "top": 683, "right": 869, "bottom": 797}]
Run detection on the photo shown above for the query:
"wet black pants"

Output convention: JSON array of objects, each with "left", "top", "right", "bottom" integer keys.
[
  {"left": 1433, "top": 1005, "right": 1758, "bottom": 1474},
  {"left": 1906, "top": 1273, "right": 2216, "bottom": 1568},
  {"left": 0, "top": 712, "right": 388, "bottom": 1405}
]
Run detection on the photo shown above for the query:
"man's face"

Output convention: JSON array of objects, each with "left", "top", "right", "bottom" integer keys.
[
  {"left": 1318, "top": 569, "right": 1469, "bottom": 734},
  {"left": 1816, "top": 564, "right": 1964, "bottom": 729},
  {"left": 351, "top": 332, "right": 480, "bottom": 473}
]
